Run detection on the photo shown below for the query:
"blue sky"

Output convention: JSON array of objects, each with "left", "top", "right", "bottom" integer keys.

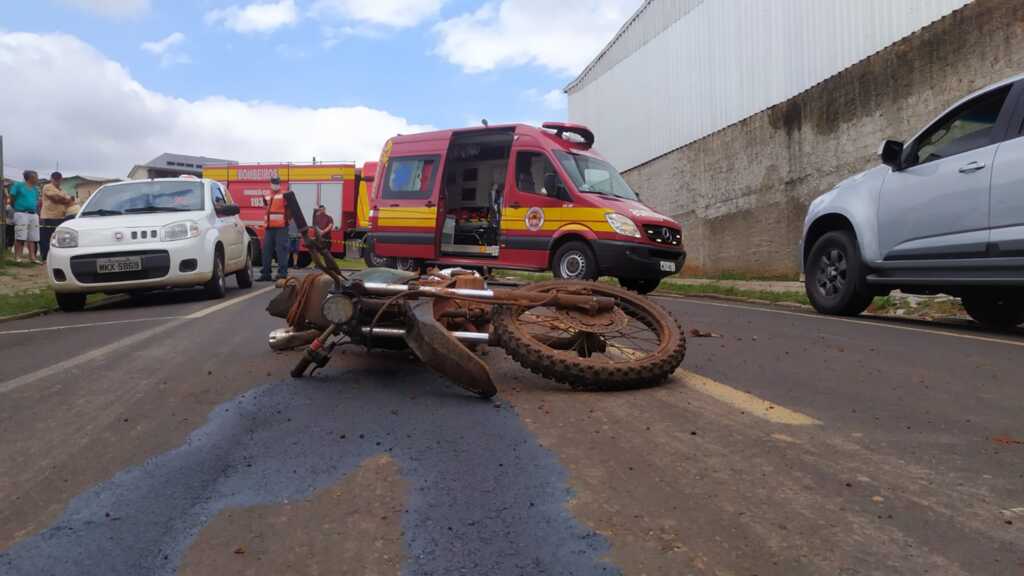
[{"left": 0, "top": 0, "right": 641, "bottom": 176}]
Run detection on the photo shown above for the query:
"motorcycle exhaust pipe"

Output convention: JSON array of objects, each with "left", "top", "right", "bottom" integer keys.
[
  {"left": 268, "top": 327, "right": 321, "bottom": 351},
  {"left": 361, "top": 326, "right": 491, "bottom": 345}
]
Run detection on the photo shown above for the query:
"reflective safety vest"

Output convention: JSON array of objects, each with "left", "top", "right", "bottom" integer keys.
[{"left": 265, "top": 192, "right": 287, "bottom": 229}]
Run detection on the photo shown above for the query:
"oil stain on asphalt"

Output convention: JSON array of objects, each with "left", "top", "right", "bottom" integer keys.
[{"left": 0, "top": 360, "right": 617, "bottom": 576}]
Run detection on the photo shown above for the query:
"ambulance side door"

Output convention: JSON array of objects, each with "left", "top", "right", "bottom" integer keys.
[
  {"left": 501, "top": 148, "right": 571, "bottom": 267},
  {"left": 375, "top": 155, "right": 441, "bottom": 259}
]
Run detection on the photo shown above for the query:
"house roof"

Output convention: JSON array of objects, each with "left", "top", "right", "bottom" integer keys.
[{"left": 138, "top": 153, "right": 237, "bottom": 173}]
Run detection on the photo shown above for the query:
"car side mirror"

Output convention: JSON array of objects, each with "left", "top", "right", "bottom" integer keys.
[
  {"left": 216, "top": 204, "right": 240, "bottom": 217},
  {"left": 879, "top": 140, "right": 904, "bottom": 171}
]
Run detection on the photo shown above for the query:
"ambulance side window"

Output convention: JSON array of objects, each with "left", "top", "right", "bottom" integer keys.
[
  {"left": 515, "top": 152, "right": 565, "bottom": 198},
  {"left": 383, "top": 156, "right": 439, "bottom": 200}
]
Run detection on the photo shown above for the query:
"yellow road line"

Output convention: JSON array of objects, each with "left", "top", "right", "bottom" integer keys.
[
  {"left": 678, "top": 369, "right": 822, "bottom": 426},
  {"left": 661, "top": 297, "right": 1024, "bottom": 349}
]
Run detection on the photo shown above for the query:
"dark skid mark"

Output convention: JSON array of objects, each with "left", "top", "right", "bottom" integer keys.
[{"left": 0, "top": 361, "right": 617, "bottom": 576}]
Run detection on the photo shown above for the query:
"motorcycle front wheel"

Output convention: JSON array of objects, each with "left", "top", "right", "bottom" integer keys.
[{"left": 493, "top": 281, "right": 686, "bottom": 390}]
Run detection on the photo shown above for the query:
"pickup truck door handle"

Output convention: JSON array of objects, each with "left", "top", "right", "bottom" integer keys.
[
  {"left": 425, "top": 201, "right": 436, "bottom": 208},
  {"left": 958, "top": 161, "right": 986, "bottom": 174},
  {"left": 388, "top": 203, "right": 400, "bottom": 208},
  {"left": 509, "top": 202, "right": 522, "bottom": 209}
]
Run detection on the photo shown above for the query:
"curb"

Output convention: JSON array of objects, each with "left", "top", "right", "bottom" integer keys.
[
  {"left": 652, "top": 289, "right": 811, "bottom": 309},
  {"left": 0, "top": 294, "right": 128, "bottom": 325}
]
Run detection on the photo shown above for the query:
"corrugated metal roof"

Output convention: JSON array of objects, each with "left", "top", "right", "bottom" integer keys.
[{"left": 567, "top": 0, "right": 975, "bottom": 171}]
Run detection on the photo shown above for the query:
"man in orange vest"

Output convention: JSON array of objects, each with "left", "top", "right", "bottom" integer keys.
[{"left": 258, "top": 175, "right": 292, "bottom": 281}]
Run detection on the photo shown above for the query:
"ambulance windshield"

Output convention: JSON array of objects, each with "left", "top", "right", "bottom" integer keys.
[{"left": 553, "top": 151, "right": 638, "bottom": 201}]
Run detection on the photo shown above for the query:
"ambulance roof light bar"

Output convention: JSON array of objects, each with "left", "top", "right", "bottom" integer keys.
[{"left": 542, "top": 122, "right": 595, "bottom": 150}]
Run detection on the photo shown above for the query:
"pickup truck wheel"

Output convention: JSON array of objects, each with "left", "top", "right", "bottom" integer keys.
[
  {"left": 204, "top": 253, "right": 228, "bottom": 300},
  {"left": 961, "top": 291, "right": 1024, "bottom": 329},
  {"left": 619, "top": 278, "right": 661, "bottom": 295},
  {"left": 553, "top": 241, "right": 598, "bottom": 281},
  {"left": 236, "top": 245, "right": 254, "bottom": 289},
  {"left": 805, "top": 231, "right": 872, "bottom": 316},
  {"left": 56, "top": 292, "right": 87, "bottom": 312}
]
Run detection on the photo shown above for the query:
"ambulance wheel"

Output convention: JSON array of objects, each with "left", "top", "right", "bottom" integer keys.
[
  {"left": 363, "top": 236, "right": 394, "bottom": 269},
  {"left": 396, "top": 257, "right": 421, "bottom": 273},
  {"left": 553, "top": 241, "right": 598, "bottom": 281}
]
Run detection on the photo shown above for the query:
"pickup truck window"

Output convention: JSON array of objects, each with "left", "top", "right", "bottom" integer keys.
[{"left": 908, "top": 85, "right": 1011, "bottom": 167}]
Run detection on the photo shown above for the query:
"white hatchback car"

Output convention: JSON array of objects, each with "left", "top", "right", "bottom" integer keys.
[{"left": 47, "top": 177, "right": 254, "bottom": 311}]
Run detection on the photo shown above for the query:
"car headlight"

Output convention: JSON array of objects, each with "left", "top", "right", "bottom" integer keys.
[
  {"left": 605, "top": 213, "right": 641, "bottom": 238},
  {"left": 161, "top": 220, "right": 200, "bottom": 242},
  {"left": 52, "top": 228, "right": 78, "bottom": 248}
]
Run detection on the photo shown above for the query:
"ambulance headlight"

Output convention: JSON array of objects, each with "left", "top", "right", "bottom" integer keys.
[
  {"left": 605, "top": 213, "right": 641, "bottom": 238},
  {"left": 322, "top": 294, "right": 355, "bottom": 325}
]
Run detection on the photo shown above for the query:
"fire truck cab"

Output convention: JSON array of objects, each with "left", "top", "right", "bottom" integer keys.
[{"left": 366, "top": 122, "right": 685, "bottom": 293}]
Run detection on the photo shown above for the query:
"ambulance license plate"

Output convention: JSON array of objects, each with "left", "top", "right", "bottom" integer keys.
[
  {"left": 97, "top": 256, "right": 143, "bottom": 274},
  {"left": 659, "top": 261, "right": 676, "bottom": 273}
]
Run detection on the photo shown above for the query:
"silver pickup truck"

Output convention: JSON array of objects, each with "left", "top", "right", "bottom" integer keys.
[{"left": 802, "top": 74, "right": 1024, "bottom": 329}]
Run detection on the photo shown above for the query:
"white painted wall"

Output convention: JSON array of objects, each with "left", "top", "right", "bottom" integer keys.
[{"left": 568, "top": 0, "right": 974, "bottom": 171}]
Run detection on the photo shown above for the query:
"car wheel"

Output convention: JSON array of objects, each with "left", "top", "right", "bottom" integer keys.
[
  {"left": 553, "top": 241, "right": 599, "bottom": 281},
  {"left": 396, "top": 257, "right": 421, "bottom": 273},
  {"left": 804, "top": 231, "right": 873, "bottom": 316},
  {"left": 56, "top": 292, "right": 87, "bottom": 312},
  {"left": 236, "top": 245, "right": 254, "bottom": 289},
  {"left": 204, "top": 252, "right": 228, "bottom": 299},
  {"left": 961, "top": 290, "right": 1024, "bottom": 329},
  {"left": 619, "top": 278, "right": 661, "bottom": 294}
]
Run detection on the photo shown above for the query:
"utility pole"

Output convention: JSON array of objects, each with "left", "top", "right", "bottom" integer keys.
[{"left": 1, "top": 135, "right": 6, "bottom": 261}]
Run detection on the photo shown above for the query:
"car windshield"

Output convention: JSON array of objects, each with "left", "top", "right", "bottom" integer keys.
[
  {"left": 81, "top": 181, "right": 204, "bottom": 216},
  {"left": 554, "top": 151, "right": 638, "bottom": 201}
]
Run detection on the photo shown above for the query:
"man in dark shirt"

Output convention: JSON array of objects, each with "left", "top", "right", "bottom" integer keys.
[{"left": 313, "top": 205, "right": 334, "bottom": 248}]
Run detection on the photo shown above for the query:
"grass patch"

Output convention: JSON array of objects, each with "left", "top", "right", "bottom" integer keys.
[
  {"left": 707, "top": 271, "right": 800, "bottom": 282},
  {"left": 657, "top": 281, "right": 811, "bottom": 305},
  {"left": 335, "top": 258, "right": 367, "bottom": 270},
  {"left": 0, "top": 288, "right": 56, "bottom": 318}
]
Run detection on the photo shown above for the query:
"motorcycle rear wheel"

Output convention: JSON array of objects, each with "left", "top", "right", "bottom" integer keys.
[{"left": 493, "top": 281, "right": 686, "bottom": 390}]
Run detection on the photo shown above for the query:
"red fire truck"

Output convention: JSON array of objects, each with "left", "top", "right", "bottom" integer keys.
[{"left": 203, "top": 162, "right": 375, "bottom": 266}]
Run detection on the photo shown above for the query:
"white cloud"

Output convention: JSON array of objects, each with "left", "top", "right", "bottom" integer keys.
[
  {"left": 524, "top": 88, "right": 567, "bottom": 111},
  {"left": 140, "top": 32, "right": 190, "bottom": 66},
  {"left": 434, "top": 0, "right": 642, "bottom": 75},
  {"left": 0, "top": 32, "right": 431, "bottom": 177},
  {"left": 205, "top": 0, "right": 299, "bottom": 34},
  {"left": 59, "top": 0, "right": 150, "bottom": 18},
  {"left": 311, "top": 0, "right": 446, "bottom": 28},
  {"left": 320, "top": 25, "right": 386, "bottom": 48},
  {"left": 140, "top": 32, "right": 184, "bottom": 55}
]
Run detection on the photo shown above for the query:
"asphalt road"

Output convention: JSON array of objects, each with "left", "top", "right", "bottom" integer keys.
[{"left": 0, "top": 283, "right": 1022, "bottom": 575}]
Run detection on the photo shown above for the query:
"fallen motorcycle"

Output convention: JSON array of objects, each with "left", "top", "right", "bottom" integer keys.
[{"left": 268, "top": 192, "right": 686, "bottom": 398}]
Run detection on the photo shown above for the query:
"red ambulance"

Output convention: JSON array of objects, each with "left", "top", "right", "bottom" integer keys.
[{"left": 364, "top": 122, "right": 685, "bottom": 293}]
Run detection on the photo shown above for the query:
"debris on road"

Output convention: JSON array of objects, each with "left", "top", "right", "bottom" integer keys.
[
  {"left": 991, "top": 435, "right": 1024, "bottom": 446},
  {"left": 689, "top": 328, "right": 722, "bottom": 338}
]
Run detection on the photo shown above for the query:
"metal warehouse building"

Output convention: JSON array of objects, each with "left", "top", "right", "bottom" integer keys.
[{"left": 567, "top": 0, "right": 1020, "bottom": 277}]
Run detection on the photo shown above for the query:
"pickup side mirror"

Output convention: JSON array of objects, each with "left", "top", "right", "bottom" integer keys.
[
  {"left": 216, "top": 204, "right": 240, "bottom": 217},
  {"left": 879, "top": 140, "right": 904, "bottom": 171}
]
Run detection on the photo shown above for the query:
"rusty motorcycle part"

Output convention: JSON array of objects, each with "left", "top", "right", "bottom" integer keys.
[
  {"left": 493, "top": 280, "right": 685, "bottom": 390},
  {"left": 403, "top": 299, "right": 497, "bottom": 398}
]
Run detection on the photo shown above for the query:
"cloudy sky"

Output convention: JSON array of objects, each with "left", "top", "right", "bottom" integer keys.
[{"left": 0, "top": 0, "right": 642, "bottom": 178}]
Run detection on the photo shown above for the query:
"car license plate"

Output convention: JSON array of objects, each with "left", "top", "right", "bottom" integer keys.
[
  {"left": 97, "top": 256, "right": 142, "bottom": 274},
  {"left": 659, "top": 261, "right": 676, "bottom": 273}
]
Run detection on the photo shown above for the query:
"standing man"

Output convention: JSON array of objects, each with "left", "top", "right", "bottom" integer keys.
[
  {"left": 288, "top": 218, "right": 302, "bottom": 268},
  {"left": 40, "top": 172, "right": 75, "bottom": 260},
  {"left": 9, "top": 170, "right": 41, "bottom": 263},
  {"left": 258, "top": 175, "right": 290, "bottom": 281},
  {"left": 314, "top": 205, "right": 334, "bottom": 249}
]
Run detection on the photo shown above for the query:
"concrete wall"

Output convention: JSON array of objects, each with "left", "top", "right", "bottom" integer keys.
[{"left": 624, "top": 0, "right": 1024, "bottom": 278}]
